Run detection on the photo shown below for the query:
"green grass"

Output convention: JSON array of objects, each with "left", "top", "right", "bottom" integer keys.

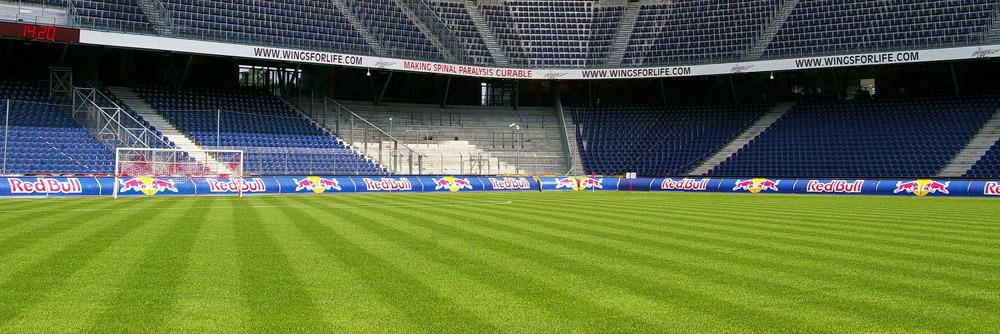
[{"left": 0, "top": 192, "right": 998, "bottom": 333}]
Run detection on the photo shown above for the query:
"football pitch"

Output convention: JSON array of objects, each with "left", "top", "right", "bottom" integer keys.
[{"left": 0, "top": 192, "right": 997, "bottom": 332}]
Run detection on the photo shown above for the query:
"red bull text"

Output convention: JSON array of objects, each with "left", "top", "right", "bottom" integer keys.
[
  {"left": 207, "top": 178, "right": 267, "bottom": 193},
  {"left": 805, "top": 180, "right": 864, "bottom": 193},
  {"left": 660, "top": 178, "right": 709, "bottom": 191},
  {"left": 363, "top": 178, "right": 413, "bottom": 191},
  {"left": 8, "top": 178, "right": 83, "bottom": 194},
  {"left": 985, "top": 182, "right": 1000, "bottom": 196},
  {"left": 488, "top": 177, "right": 531, "bottom": 190}
]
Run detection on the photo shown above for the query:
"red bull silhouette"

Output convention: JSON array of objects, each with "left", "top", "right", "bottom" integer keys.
[
  {"left": 432, "top": 177, "right": 474, "bottom": 192},
  {"left": 118, "top": 177, "right": 179, "bottom": 196},
  {"left": 555, "top": 177, "right": 579, "bottom": 190},
  {"left": 294, "top": 177, "right": 342, "bottom": 193},
  {"left": 894, "top": 180, "right": 950, "bottom": 197},
  {"left": 732, "top": 179, "right": 780, "bottom": 194}
]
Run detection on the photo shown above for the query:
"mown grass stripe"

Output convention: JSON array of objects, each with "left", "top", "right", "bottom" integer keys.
[
  {"left": 280, "top": 194, "right": 504, "bottom": 333},
  {"left": 250, "top": 195, "right": 422, "bottom": 333},
  {"left": 0, "top": 198, "right": 172, "bottom": 327},
  {"left": 474, "top": 196, "right": 993, "bottom": 308},
  {"left": 83, "top": 196, "right": 216, "bottom": 332},
  {"left": 0, "top": 197, "right": 190, "bottom": 332},
  {"left": 0, "top": 199, "right": 134, "bottom": 257},
  {"left": 525, "top": 195, "right": 1000, "bottom": 241},
  {"left": 522, "top": 196, "right": 1000, "bottom": 272},
  {"left": 232, "top": 196, "right": 333, "bottom": 333},
  {"left": 391, "top": 194, "right": 993, "bottom": 331},
  {"left": 385, "top": 195, "right": 931, "bottom": 332},
  {"left": 161, "top": 196, "right": 250, "bottom": 332},
  {"left": 319, "top": 194, "right": 739, "bottom": 333}
]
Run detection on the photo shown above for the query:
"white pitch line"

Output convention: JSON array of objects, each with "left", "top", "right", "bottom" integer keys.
[{"left": 0, "top": 200, "right": 514, "bottom": 214}]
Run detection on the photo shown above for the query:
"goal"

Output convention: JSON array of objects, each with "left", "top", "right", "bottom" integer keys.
[{"left": 113, "top": 147, "right": 244, "bottom": 198}]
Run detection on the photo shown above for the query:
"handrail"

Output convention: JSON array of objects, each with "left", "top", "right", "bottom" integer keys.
[
  {"left": 84, "top": 83, "right": 173, "bottom": 148},
  {"left": 73, "top": 88, "right": 150, "bottom": 149},
  {"left": 324, "top": 96, "right": 424, "bottom": 156}
]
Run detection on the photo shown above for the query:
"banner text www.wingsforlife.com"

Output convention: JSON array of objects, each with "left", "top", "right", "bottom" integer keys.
[{"left": 253, "top": 47, "right": 364, "bottom": 65}]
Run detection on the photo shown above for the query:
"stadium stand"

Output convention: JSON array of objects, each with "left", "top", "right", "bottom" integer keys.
[
  {"left": 70, "top": 0, "right": 153, "bottom": 33},
  {"left": 418, "top": 0, "right": 494, "bottom": 65},
  {"left": 160, "top": 0, "right": 373, "bottom": 54},
  {"left": 763, "top": 0, "right": 998, "bottom": 58},
  {"left": 341, "top": 0, "right": 444, "bottom": 61},
  {"left": 571, "top": 103, "right": 769, "bottom": 176},
  {"left": 131, "top": 86, "right": 384, "bottom": 175},
  {"left": 621, "top": 0, "right": 778, "bottom": 66},
  {"left": 320, "top": 101, "right": 569, "bottom": 175},
  {"left": 1, "top": 79, "right": 114, "bottom": 175},
  {"left": 479, "top": 0, "right": 625, "bottom": 67},
  {"left": 708, "top": 97, "right": 1000, "bottom": 178},
  {"left": 966, "top": 142, "right": 1000, "bottom": 178}
]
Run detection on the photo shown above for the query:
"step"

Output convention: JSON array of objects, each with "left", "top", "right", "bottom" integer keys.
[
  {"left": 937, "top": 109, "right": 1000, "bottom": 177},
  {"left": 688, "top": 102, "right": 796, "bottom": 175}
]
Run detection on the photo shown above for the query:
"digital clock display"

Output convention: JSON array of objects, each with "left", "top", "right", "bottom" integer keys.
[{"left": 0, "top": 22, "right": 79, "bottom": 43}]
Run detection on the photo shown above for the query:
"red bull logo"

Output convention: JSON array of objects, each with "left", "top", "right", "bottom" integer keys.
[
  {"left": 732, "top": 178, "right": 780, "bottom": 194},
  {"left": 579, "top": 176, "right": 603, "bottom": 190},
  {"left": 985, "top": 182, "right": 1000, "bottom": 196},
  {"left": 8, "top": 178, "right": 83, "bottom": 194},
  {"left": 432, "top": 176, "right": 474, "bottom": 192},
  {"left": 893, "top": 180, "right": 950, "bottom": 197},
  {"left": 806, "top": 180, "right": 865, "bottom": 193},
  {"left": 207, "top": 178, "right": 267, "bottom": 193},
  {"left": 554, "top": 177, "right": 579, "bottom": 191},
  {"left": 293, "top": 177, "right": 342, "bottom": 193},
  {"left": 488, "top": 177, "right": 531, "bottom": 190},
  {"left": 660, "top": 178, "right": 709, "bottom": 191},
  {"left": 362, "top": 178, "right": 413, "bottom": 191},
  {"left": 119, "top": 177, "right": 179, "bottom": 196}
]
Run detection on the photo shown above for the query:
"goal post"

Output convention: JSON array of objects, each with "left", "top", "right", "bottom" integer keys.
[{"left": 113, "top": 147, "right": 245, "bottom": 198}]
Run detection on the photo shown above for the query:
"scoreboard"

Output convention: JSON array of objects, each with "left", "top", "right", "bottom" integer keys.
[{"left": 0, "top": 21, "right": 79, "bottom": 43}]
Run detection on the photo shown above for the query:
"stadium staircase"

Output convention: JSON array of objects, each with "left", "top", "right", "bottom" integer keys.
[
  {"left": 989, "top": 5, "right": 1000, "bottom": 42},
  {"left": 745, "top": 0, "right": 798, "bottom": 60},
  {"left": 393, "top": 0, "right": 457, "bottom": 62},
  {"left": 135, "top": 0, "right": 174, "bottom": 36},
  {"left": 464, "top": 0, "right": 510, "bottom": 66},
  {"left": 606, "top": 0, "right": 640, "bottom": 67},
  {"left": 688, "top": 102, "right": 795, "bottom": 176},
  {"left": 938, "top": 107, "right": 1000, "bottom": 177},
  {"left": 334, "top": 101, "right": 570, "bottom": 175},
  {"left": 106, "top": 86, "right": 225, "bottom": 172},
  {"left": 330, "top": 0, "right": 384, "bottom": 54}
]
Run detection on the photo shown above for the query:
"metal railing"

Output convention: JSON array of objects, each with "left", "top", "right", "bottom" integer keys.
[
  {"left": 71, "top": 85, "right": 171, "bottom": 151},
  {"left": 294, "top": 90, "right": 426, "bottom": 175}
]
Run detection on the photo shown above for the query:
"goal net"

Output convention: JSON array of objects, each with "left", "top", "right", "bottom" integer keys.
[{"left": 113, "top": 147, "right": 244, "bottom": 198}]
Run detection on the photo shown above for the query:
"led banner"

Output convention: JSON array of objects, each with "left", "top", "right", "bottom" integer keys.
[
  {"left": 195, "top": 177, "right": 281, "bottom": 195},
  {"left": 78, "top": 30, "right": 1000, "bottom": 81},
  {"left": 0, "top": 177, "right": 100, "bottom": 197},
  {"left": 875, "top": 179, "right": 970, "bottom": 197},
  {"left": 539, "top": 176, "right": 618, "bottom": 191},
  {"left": 114, "top": 177, "right": 197, "bottom": 196},
  {"left": 650, "top": 178, "right": 719, "bottom": 192},
  {"left": 418, "top": 176, "right": 484, "bottom": 193},
  {"left": 277, "top": 176, "right": 356, "bottom": 194},
  {"left": 352, "top": 177, "right": 421, "bottom": 192},
  {"left": 480, "top": 176, "right": 538, "bottom": 191},
  {"left": 719, "top": 178, "right": 793, "bottom": 194},
  {"left": 793, "top": 179, "right": 876, "bottom": 195},
  {"left": 968, "top": 181, "right": 1000, "bottom": 197}
]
